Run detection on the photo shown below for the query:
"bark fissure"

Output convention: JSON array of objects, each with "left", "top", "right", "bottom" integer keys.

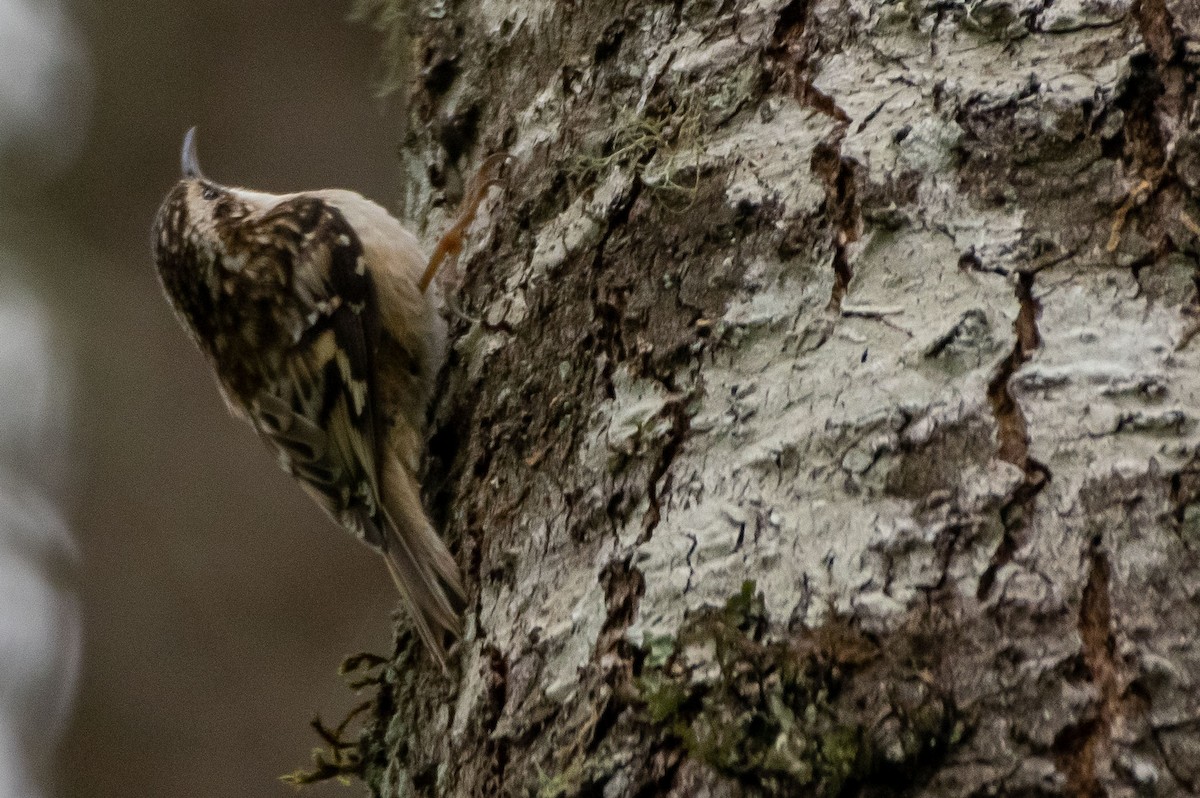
[
  {"left": 978, "top": 271, "right": 1050, "bottom": 600},
  {"left": 1055, "top": 547, "right": 1120, "bottom": 798},
  {"left": 638, "top": 393, "right": 693, "bottom": 544},
  {"left": 1108, "top": 0, "right": 1198, "bottom": 288},
  {"left": 814, "top": 141, "right": 859, "bottom": 313},
  {"left": 766, "top": 0, "right": 857, "bottom": 312},
  {"left": 481, "top": 646, "right": 512, "bottom": 794}
]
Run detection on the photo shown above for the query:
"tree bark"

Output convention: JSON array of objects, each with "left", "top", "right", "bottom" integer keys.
[{"left": 346, "top": 0, "right": 1200, "bottom": 795}]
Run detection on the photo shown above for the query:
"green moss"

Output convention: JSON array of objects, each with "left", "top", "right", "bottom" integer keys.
[
  {"left": 567, "top": 99, "right": 706, "bottom": 209},
  {"left": 641, "top": 670, "right": 690, "bottom": 723},
  {"left": 534, "top": 749, "right": 637, "bottom": 798},
  {"left": 642, "top": 632, "right": 677, "bottom": 669},
  {"left": 536, "top": 760, "right": 587, "bottom": 798},
  {"left": 280, "top": 652, "right": 392, "bottom": 788},
  {"left": 634, "top": 582, "right": 961, "bottom": 796}
]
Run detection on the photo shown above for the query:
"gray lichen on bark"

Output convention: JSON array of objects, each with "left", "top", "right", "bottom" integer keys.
[{"left": 346, "top": 0, "right": 1200, "bottom": 794}]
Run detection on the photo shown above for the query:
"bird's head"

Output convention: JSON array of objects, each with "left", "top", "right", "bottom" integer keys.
[{"left": 152, "top": 127, "right": 258, "bottom": 266}]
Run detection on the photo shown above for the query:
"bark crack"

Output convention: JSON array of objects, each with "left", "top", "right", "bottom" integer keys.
[
  {"left": 1107, "top": 0, "right": 1196, "bottom": 284},
  {"left": 480, "top": 645, "right": 511, "bottom": 794},
  {"left": 683, "top": 531, "right": 698, "bottom": 594},
  {"left": 808, "top": 119, "right": 859, "bottom": 313},
  {"left": 1054, "top": 545, "right": 1121, "bottom": 798},
  {"left": 978, "top": 270, "right": 1050, "bottom": 600},
  {"left": 638, "top": 391, "right": 693, "bottom": 544},
  {"left": 766, "top": 0, "right": 859, "bottom": 311},
  {"left": 590, "top": 177, "right": 646, "bottom": 400}
]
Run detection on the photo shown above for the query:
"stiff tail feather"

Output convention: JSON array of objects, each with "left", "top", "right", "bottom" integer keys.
[
  {"left": 380, "top": 516, "right": 464, "bottom": 670},
  {"left": 376, "top": 458, "right": 465, "bottom": 670}
]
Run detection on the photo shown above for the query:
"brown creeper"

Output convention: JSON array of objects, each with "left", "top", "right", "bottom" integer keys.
[{"left": 152, "top": 128, "right": 500, "bottom": 668}]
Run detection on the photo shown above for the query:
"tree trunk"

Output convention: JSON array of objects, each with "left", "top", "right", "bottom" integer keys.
[{"left": 346, "top": 0, "right": 1200, "bottom": 795}]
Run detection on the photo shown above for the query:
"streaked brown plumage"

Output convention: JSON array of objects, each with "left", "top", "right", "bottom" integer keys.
[{"left": 151, "top": 128, "right": 496, "bottom": 668}]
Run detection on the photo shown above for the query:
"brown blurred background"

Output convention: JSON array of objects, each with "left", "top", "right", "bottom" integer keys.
[{"left": 0, "top": 2, "right": 418, "bottom": 796}]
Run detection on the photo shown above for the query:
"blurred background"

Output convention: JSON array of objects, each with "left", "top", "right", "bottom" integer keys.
[{"left": 0, "top": 2, "right": 416, "bottom": 795}]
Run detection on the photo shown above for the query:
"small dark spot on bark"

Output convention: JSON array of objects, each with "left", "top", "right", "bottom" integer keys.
[
  {"left": 423, "top": 55, "right": 458, "bottom": 96},
  {"left": 440, "top": 104, "right": 481, "bottom": 165},
  {"left": 594, "top": 22, "right": 624, "bottom": 62},
  {"left": 958, "top": 248, "right": 982, "bottom": 271}
]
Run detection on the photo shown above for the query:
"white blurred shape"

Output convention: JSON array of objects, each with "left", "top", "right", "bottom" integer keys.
[
  {"left": 0, "top": 296, "right": 56, "bottom": 471},
  {"left": 0, "top": 277, "right": 79, "bottom": 798},
  {"left": 0, "top": 0, "right": 91, "bottom": 174},
  {"left": 0, "top": 482, "right": 78, "bottom": 798}
]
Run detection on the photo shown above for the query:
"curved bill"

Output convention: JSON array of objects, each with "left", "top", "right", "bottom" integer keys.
[{"left": 181, "top": 126, "right": 203, "bottom": 179}]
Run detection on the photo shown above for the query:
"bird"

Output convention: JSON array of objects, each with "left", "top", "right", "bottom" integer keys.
[{"left": 151, "top": 128, "right": 501, "bottom": 668}]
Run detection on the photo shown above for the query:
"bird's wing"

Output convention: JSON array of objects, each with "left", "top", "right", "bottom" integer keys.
[
  {"left": 238, "top": 198, "right": 382, "bottom": 538},
  {"left": 238, "top": 197, "right": 460, "bottom": 664}
]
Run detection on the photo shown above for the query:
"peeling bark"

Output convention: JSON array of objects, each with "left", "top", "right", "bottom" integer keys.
[{"left": 343, "top": 0, "right": 1200, "bottom": 794}]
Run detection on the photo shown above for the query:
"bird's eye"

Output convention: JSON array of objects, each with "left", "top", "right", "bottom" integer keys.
[{"left": 202, "top": 185, "right": 219, "bottom": 201}]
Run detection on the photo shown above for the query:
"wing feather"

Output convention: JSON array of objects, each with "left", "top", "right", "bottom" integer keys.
[{"left": 230, "top": 197, "right": 460, "bottom": 665}]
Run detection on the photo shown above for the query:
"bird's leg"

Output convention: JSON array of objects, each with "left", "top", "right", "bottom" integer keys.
[{"left": 419, "top": 152, "right": 508, "bottom": 293}]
